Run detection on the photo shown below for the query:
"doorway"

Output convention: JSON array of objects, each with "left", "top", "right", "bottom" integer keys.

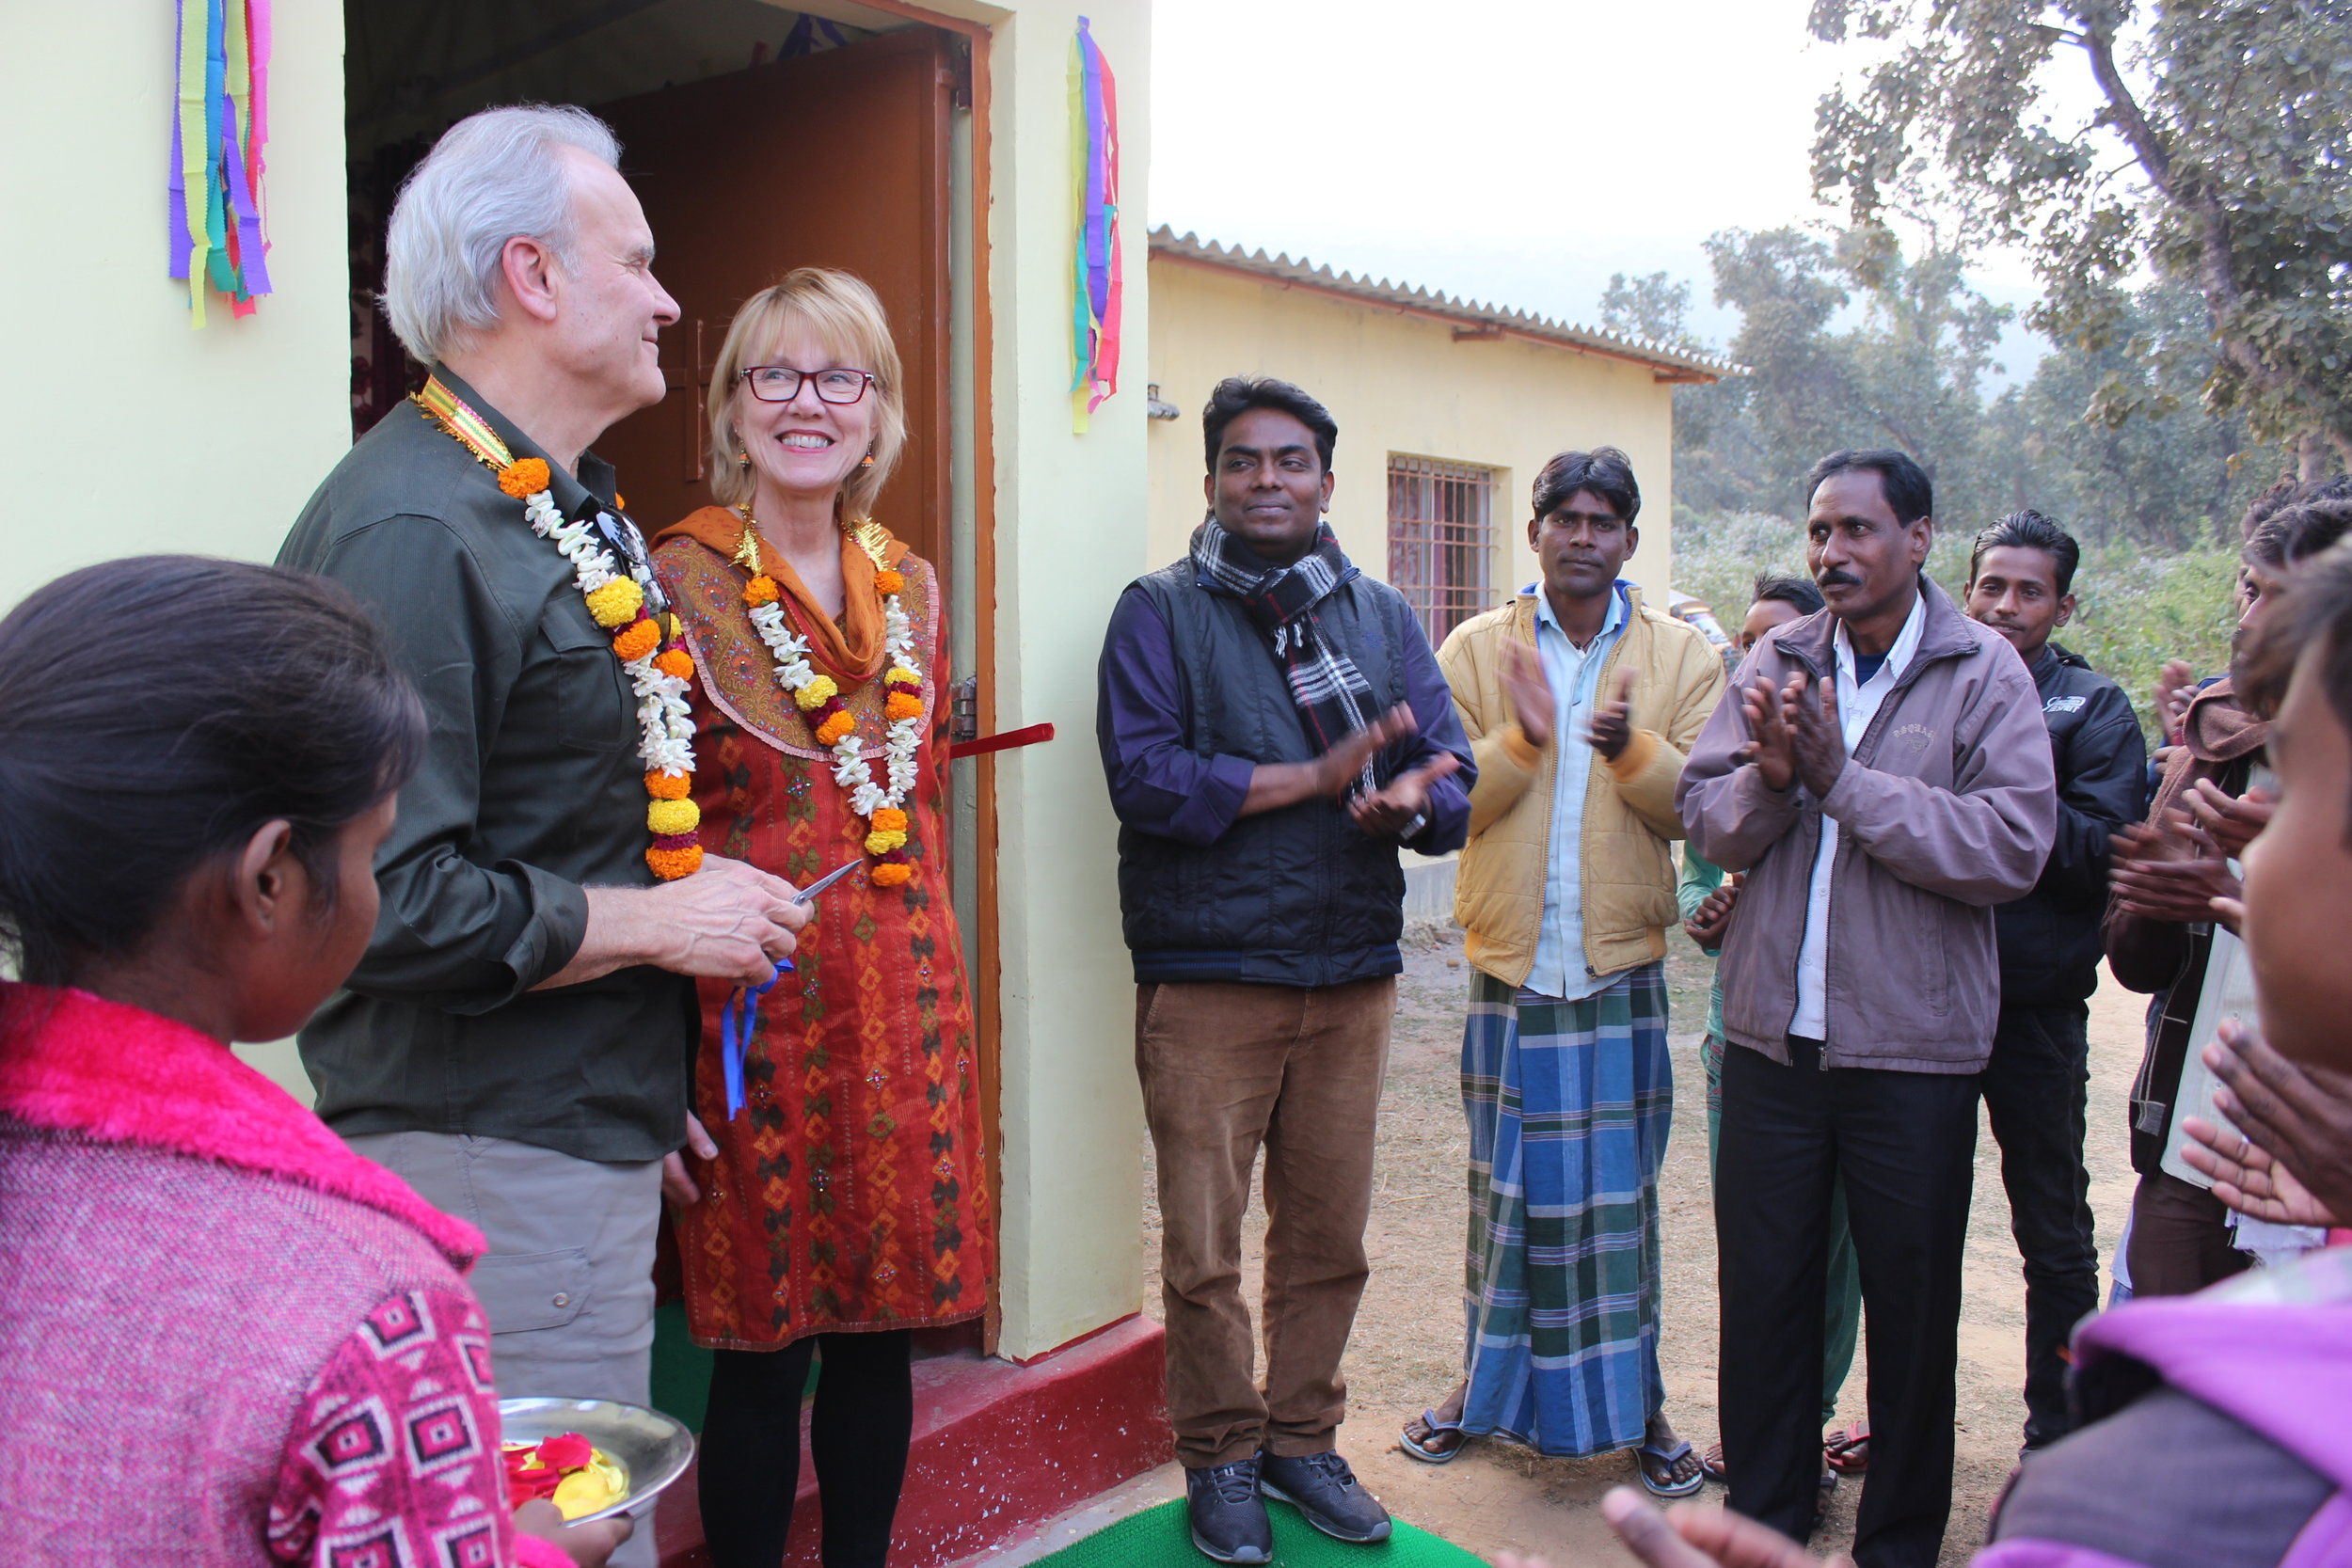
[{"left": 591, "top": 28, "right": 956, "bottom": 569}]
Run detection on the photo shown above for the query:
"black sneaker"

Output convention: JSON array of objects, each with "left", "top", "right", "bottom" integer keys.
[
  {"left": 1185, "top": 1455, "right": 1272, "bottom": 1564},
  {"left": 1259, "top": 1449, "right": 1392, "bottom": 1544}
]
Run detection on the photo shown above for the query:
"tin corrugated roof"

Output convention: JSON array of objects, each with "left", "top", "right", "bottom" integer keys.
[{"left": 1149, "top": 226, "right": 1740, "bottom": 384}]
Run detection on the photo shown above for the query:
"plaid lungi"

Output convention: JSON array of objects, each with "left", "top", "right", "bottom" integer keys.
[{"left": 1457, "top": 963, "right": 1673, "bottom": 1456}]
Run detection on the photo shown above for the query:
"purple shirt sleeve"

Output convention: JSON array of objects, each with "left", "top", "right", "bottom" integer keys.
[
  {"left": 1393, "top": 610, "right": 1474, "bottom": 854},
  {"left": 1097, "top": 587, "right": 1258, "bottom": 845}
]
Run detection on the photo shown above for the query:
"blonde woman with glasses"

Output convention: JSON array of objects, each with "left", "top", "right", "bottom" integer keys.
[{"left": 651, "top": 269, "right": 990, "bottom": 1568}]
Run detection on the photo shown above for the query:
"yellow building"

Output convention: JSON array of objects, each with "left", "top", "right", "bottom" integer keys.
[{"left": 1148, "top": 227, "right": 1728, "bottom": 617}]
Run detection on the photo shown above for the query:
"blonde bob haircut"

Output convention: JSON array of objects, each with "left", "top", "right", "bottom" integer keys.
[{"left": 706, "top": 268, "right": 907, "bottom": 522}]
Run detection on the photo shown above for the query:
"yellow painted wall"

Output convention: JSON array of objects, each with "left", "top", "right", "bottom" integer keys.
[
  {"left": 1146, "top": 258, "right": 1680, "bottom": 609},
  {"left": 0, "top": 0, "right": 355, "bottom": 595},
  {"left": 0, "top": 0, "right": 352, "bottom": 1098},
  {"left": 959, "top": 0, "right": 1156, "bottom": 1362}
]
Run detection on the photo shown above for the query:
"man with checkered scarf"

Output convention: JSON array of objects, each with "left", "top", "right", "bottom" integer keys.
[{"left": 1096, "top": 375, "right": 1475, "bottom": 1565}]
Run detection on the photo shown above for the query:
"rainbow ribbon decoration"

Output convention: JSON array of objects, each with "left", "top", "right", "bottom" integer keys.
[
  {"left": 1069, "top": 16, "right": 1122, "bottom": 433},
  {"left": 170, "top": 0, "right": 273, "bottom": 325}
]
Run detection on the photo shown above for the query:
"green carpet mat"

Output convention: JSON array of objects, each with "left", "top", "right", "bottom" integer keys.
[{"left": 1033, "top": 1499, "right": 1486, "bottom": 1567}]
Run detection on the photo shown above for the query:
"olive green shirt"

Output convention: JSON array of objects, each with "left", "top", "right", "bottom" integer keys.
[{"left": 277, "top": 369, "right": 692, "bottom": 1162}]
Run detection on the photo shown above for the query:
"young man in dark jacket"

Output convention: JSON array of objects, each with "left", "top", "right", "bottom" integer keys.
[
  {"left": 1095, "top": 376, "right": 1474, "bottom": 1565},
  {"left": 1962, "top": 512, "right": 2148, "bottom": 1454}
]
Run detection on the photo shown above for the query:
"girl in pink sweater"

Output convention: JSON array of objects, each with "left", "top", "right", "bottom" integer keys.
[{"left": 0, "top": 557, "right": 627, "bottom": 1568}]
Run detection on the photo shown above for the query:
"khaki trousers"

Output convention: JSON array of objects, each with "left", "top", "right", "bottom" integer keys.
[{"left": 1136, "top": 976, "right": 1395, "bottom": 1469}]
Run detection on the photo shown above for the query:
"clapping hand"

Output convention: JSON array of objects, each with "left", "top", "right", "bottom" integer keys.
[
  {"left": 2154, "top": 658, "right": 2198, "bottom": 745},
  {"left": 1588, "top": 667, "right": 1637, "bottom": 763},
  {"left": 1500, "top": 641, "right": 1555, "bottom": 749},
  {"left": 1737, "top": 673, "right": 1797, "bottom": 791},
  {"left": 1308, "top": 705, "right": 1419, "bottom": 798},
  {"left": 2185, "top": 779, "right": 2274, "bottom": 861},
  {"left": 2108, "top": 816, "right": 2243, "bottom": 928},
  {"left": 1349, "top": 752, "right": 1463, "bottom": 839},
  {"left": 1685, "top": 874, "right": 1741, "bottom": 951},
  {"left": 2179, "top": 1019, "right": 2352, "bottom": 1228},
  {"left": 2182, "top": 1116, "right": 2335, "bottom": 1227},
  {"left": 1782, "top": 673, "right": 1848, "bottom": 800}
]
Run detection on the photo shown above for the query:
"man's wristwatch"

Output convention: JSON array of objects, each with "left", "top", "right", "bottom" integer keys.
[{"left": 1399, "top": 809, "right": 1428, "bottom": 841}]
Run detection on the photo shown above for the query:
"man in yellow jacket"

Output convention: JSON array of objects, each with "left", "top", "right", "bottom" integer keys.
[{"left": 1400, "top": 448, "right": 1724, "bottom": 1493}]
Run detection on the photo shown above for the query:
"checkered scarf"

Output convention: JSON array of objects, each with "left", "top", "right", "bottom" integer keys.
[{"left": 1190, "top": 518, "right": 1379, "bottom": 778}]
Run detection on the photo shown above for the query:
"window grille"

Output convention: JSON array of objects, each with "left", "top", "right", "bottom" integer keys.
[{"left": 1387, "top": 455, "right": 1498, "bottom": 649}]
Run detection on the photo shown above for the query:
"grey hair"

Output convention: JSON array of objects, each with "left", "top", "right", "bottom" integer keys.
[{"left": 381, "top": 104, "right": 622, "bottom": 364}]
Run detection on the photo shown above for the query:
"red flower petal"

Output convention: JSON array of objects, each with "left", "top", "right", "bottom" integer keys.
[{"left": 535, "top": 1433, "right": 594, "bottom": 1471}]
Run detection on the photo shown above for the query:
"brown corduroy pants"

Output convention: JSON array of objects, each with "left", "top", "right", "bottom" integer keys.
[{"left": 1135, "top": 976, "right": 1396, "bottom": 1469}]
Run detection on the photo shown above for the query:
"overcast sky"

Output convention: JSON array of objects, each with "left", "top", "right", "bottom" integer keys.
[{"left": 1148, "top": 0, "right": 2056, "bottom": 371}]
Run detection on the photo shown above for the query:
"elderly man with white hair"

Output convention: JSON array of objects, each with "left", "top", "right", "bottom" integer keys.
[{"left": 279, "top": 105, "right": 807, "bottom": 1562}]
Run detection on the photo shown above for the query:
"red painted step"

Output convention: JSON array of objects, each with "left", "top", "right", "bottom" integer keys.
[{"left": 656, "top": 1314, "right": 1169, "bottom": 1566}]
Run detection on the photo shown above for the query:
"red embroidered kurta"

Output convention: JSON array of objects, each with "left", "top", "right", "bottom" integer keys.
[{"left": 653, "top": 513, "right": 992, "bottom": 1350}]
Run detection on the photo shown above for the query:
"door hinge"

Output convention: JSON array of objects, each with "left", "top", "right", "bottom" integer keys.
[{"left": 950, "top": 674, "right": 979, "bottom": 745}]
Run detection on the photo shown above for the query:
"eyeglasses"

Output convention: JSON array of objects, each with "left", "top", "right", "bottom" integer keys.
[{"left": 741, "top": 365, "right": 874, "bottom": 404}]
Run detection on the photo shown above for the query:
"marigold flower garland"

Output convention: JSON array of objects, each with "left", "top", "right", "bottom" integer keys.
[
  {"left": 737, "top": 514, "right": 922, "bottom": 888},
  {"left": 414, "top": 376, "right": 702, "bottom": 879}
]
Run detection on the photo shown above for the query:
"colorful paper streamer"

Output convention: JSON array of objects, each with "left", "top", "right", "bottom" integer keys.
[
  {"left": 1069, "top": 16, "right": 1121, "bottom": 433},
  {"left": 170, "top": 0, "right": 273, "bottom": 325}
]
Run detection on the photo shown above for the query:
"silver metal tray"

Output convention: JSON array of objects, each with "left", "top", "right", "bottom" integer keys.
[{"left": 497, "top": 1398, "right": 695, "bottom": 1525}]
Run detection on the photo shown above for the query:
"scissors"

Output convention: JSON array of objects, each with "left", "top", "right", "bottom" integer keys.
[
  {"left": 723, "top": 857, "right": 865, "bottom": 1120},
  {"left": 791, "top": 857, "right": 862, "bottom": 906}
]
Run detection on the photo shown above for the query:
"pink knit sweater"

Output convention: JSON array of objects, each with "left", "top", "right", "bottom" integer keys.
[{"left": 0, "top": 985, "right": 571, "bottom": 1567}]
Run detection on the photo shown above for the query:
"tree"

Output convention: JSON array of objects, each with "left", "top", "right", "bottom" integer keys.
[
  {"left": 1667, "top": 226, "right": 2011, "bottom": 529},
  {"left": 1599, "top": 270, "right": 1703, "bottom": 349},
  {"left": 1808, "top": 0, "right": 2352, "bottom": 473},
  {"left": 1978, "top": 279, "right": 2279, "bottom": 546}
]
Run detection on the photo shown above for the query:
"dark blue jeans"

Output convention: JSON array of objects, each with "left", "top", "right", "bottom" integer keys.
[{"left": 1979, "top": 1002, "right": 2100, "bottom": 1451}]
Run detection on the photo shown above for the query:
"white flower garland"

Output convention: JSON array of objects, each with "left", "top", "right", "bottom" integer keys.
[
  {"left": 528, "top": 491, "right": 697, "bottom": 778},
  {"left": 745, "top": 580, "right": 921, "bottom": 818}
]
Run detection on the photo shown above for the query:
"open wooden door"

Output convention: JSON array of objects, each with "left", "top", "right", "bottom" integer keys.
[{"left": 594, "top": 29, "right": 956, "bottom": 573}]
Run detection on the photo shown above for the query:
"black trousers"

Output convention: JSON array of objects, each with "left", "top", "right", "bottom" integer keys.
[
  {"left": 1979, "top": 1002, "right": 2100, "bottom": 1450},
  {"left": 1718, "top": 1038, "right": 1979, "bottom": 1568},
  {"left": 699, "top": 1329, "right": 914, "bottom": 1568}
]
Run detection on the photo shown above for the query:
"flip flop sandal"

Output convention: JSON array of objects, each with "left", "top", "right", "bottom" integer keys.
[
  {"left": 1399, "top": 1411, "right": 1469, "bottom": 1465},
  {"left": 1824, "top": 1420, "right": 1870, "bottom": 1476},
  {"left": 1636, "top": 1438, "right": 1707, "bottom": 1498}
]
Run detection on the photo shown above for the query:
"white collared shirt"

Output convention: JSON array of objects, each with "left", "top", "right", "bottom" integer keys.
[
  {"left": 1788, "top": 590, "right": 1929, "bottom": 1040},
  {"left": 1524, "top": 582, "right": 1630, "bottom": 1001}
]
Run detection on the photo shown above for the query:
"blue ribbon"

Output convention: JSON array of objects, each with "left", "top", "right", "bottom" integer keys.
[{"left": 721, "top": 958, "right": 792, "bottom": 1120}]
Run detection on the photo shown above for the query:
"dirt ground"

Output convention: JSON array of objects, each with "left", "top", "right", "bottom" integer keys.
[{"left": 1137, "top": 922, "right": 2144, "bottom": 1567}]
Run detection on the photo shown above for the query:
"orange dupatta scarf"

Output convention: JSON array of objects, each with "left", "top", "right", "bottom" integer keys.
[{"left": 655, "top": 505, "right": 909, "bottom": 684}]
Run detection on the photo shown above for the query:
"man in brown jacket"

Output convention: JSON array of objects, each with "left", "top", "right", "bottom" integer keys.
[{"left": 1675, "top": 450, "right": 2056, "bottom": 1568}]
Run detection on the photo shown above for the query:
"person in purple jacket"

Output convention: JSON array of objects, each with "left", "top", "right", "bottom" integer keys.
[
  {"left": 1096, "top": 375, "right": 1473, "bottom": 1565},
  {"left": 1675, "top": 450, "right": 2056, "bottom": 1568}
]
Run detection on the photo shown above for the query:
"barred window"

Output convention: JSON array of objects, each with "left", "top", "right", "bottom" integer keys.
[{"left": 1387, "top": 455, "right": 1498, "bottom": 649}]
